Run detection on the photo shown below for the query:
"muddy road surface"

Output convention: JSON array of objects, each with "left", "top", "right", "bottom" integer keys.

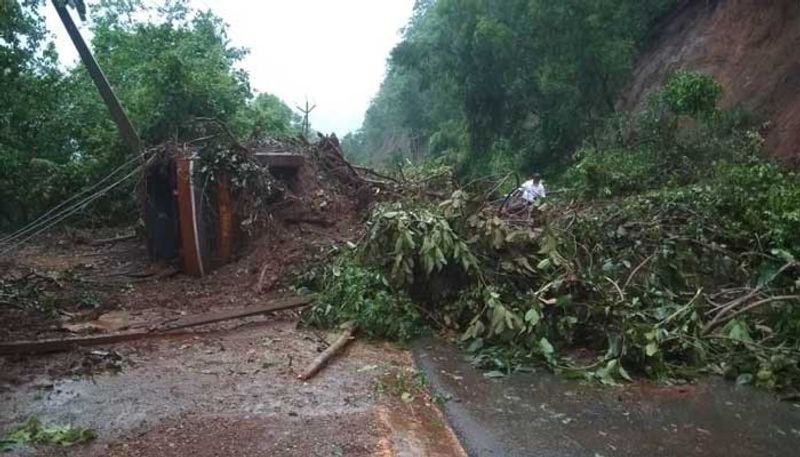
[{"left": 1, "top": 319, "right": 465, "bottom": 456}]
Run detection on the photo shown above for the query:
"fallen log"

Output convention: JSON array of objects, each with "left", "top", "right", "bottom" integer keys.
[
  {"left": 0, "top": 296, "right": 313, "bottom": 355},
  {"left": 0, "top": 329, "right": 194, "bottom": 355},
  {"left": 157, "top": 296, "right": 312, "bottom": 331},
  {"left": 298, "top": 323, "right": 356, "bottom": 381}
]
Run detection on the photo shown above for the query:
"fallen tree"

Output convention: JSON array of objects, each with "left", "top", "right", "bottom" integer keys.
[{"left": 301, "top": 77, "right": 800, "bottom": 392}]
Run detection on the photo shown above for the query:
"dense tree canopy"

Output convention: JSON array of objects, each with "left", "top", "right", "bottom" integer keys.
[
  {"left": 345, "top": 0, "right": 676, "bottom": 174},
  {"left": 0, "top": 0, "right": 298, "bottom": 230}
]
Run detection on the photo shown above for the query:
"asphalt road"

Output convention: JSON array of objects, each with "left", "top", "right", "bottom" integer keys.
[{"left": 413, "top": 337, "right": 800, "bottom": 457}]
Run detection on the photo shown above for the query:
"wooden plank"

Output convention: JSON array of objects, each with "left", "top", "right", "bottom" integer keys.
[
  {"left": 0, "top": 330, "right": 177, "bottom": 356},
  {"left": 0, "top": 296, "right": 313, "bottom": 355},
  {"left": 159, "top": 296, "right": 312, "bottom": 331}
]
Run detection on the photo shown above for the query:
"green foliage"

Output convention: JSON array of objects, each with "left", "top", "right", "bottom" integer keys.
[
  {"left": 348, "top": 0, "right": 678, "bottom": 174},
  {"left": 662, "top": 70, "right": 722, "bottom": 117},
  {"left": 565, "top": 77, "right": 763, "bottom": 199},
  {"left": 1, "top": 0, "right": 298, "bottom": 232},
  {"left": 375, "top": 367, "right": 441, "bottom": 404},
  {"left": 301, "top": 256, "right": 424, "bottom": 341},
  {"left": 1, "top": 417, "right": 96, "bottom": 450},
  {"left": 362, "top": 203, "right": 479, "bottom": 290},
  {"left": 311, "top": 81, "right": 800, "bottom": 390},
  {"left": 241, "top": 93, "right": 301, "bottom": 140}
]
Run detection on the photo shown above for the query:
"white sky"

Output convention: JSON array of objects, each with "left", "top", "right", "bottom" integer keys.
[{"left": 43, "top": 0, "right": 415, "bottom": 136}]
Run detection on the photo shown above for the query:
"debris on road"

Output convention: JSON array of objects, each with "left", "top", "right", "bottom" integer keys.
[
  {"left": 298, "top": 322, "right": 357, "bottom": 381},
  {"left": 0, "top": 296, "right": 312, "bottom": 355},
  {"left": 62, "top": 310, "right": 130, "bottom": 333}
]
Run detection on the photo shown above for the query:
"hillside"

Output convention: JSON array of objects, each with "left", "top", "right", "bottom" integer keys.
[{"left": 622, "top": 0, "right": 800, "bottom": 164}]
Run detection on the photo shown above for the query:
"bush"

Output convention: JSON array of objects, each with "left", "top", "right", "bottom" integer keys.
[
  {"left": 565, "top": 147, "right": 659, "bottom": 197},
  {"left": 564, "top": 73, "right": 763, "bottom": 199},
  {"left": 301, "top": 258, "right": 425, "bottom": 341},
  {"left": 662, "top": 70, "right": 722, "bottom": 117}
]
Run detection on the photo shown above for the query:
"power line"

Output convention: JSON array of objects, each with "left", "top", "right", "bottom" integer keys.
[
  {"left": 0, "top": 155, "right": 142, "bottom": 246},
  {"left": 0, "top": 158, "right": 152, "bottom": 254}
]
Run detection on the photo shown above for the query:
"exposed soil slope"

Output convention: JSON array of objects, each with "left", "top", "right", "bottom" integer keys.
[{"left": 622, "top": 0, "right": 800, "bottom": 164}]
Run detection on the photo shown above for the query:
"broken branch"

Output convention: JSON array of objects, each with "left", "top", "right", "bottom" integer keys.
[{"left": 298, "top": 322, "right": 356, "bottom": 381}]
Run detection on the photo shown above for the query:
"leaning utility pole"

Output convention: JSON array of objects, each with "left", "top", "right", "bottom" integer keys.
[
  {"left": 295, "top": 98, "right": 316, "bottom": 139},
  {"left": 51, "top": 0, "right": 142, "bottom": 156}
]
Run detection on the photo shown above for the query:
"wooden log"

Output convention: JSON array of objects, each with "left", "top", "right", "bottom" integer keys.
[
  {"left": 0, "top": 296, "right": 313, "bottom": 355},
  {"left": 0, "top": 330, "right": 191, "bottom": 356},
  {"left": 298, "top": 323, "right": 356, "bottom": 381},
  {"left": 156, "top": 296, "right": 312, "bottom": 331}
]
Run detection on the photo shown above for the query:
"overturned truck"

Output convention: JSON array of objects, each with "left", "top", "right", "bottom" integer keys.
[{"left": 142, "top": 135, "right": 366, "bottom": 276}]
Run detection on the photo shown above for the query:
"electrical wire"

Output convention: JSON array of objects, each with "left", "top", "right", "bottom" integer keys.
[
  {"left": 0, "top": 157, "right": 152, "bottom": 254},
  {"left": 0, "top": 154, "right": 143, "bottom": 246}
]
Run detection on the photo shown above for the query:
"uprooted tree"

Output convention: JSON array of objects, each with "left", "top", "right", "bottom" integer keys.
[{"left": 304, "top": 72, "right": 800, "bottom": 392}]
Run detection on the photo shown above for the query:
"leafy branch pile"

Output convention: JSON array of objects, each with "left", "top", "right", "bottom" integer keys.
[
  {"left": 192, "top": 120, "right": 283, "bottom": 236},
  {"left": 303, "top": 73, "right": 800, "bottom": 391}
]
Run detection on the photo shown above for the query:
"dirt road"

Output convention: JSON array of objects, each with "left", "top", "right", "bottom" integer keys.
[
  {"left": 1, "top": 316, "right": 465, "bottom": 456},
  {"left": 0, "top": 213, "right": 465, "bottom": 456}
]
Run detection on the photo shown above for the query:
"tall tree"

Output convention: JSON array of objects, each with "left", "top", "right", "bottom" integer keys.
[{"left": 348, "top": 0, "right": 677, "bottom": 175}]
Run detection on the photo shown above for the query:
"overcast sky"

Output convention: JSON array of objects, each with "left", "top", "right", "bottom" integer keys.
[{"left": 44, "top": 0, "right": 416, "bottom": 136}]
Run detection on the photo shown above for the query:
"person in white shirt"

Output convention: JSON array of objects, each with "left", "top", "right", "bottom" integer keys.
[
  {"left": 506, "top": 173, "right": 545, "bottom": 216},
  {"left": 520, "top": 174, "right": 546, "bottom": 203}
]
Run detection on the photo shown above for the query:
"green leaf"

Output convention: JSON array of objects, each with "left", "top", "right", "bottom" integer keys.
[
  {"left": 724, "top": 320, "right": 752, "bottom": 342},
  {"left": 539, "top": 337, "right": 554, "bottom": 356},
  {"left": 524, "top": 308, "right": 540, "bottom": 326},
  {"left": 770, "top": 248, "right": 795, "bottom": 263},
  {"left": 645, "top": 342, "right": 658, "bottom": 357},
  {"left": 617, "top": 364, "right": 632, "bottom": 382}
]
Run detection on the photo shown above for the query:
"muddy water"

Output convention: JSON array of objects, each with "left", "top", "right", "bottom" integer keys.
[{"left": 414, "top": 336, "right": 800, "bottom": 457}]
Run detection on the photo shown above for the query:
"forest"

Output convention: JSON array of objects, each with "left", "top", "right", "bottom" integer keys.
[{"left": 342, "top": 0, "right": 677, "bottom": 174}]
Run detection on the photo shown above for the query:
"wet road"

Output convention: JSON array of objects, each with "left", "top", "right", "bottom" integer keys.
[{"left": 413, "top": 337, "right": 800, "bottom": 457}]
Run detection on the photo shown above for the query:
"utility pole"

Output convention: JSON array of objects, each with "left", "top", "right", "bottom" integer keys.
[
  {"left": 295, "top": 98, "right": 316, "bottom": 139},
  {"left": 51, "top": 0, "right": 142, "bottom": 156}
]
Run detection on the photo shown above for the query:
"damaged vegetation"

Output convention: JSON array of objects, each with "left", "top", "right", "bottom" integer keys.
[{"left": 303, "top": 72, "right": 800, "bottom": 392}]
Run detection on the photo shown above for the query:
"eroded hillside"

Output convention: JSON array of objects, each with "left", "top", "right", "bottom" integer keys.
[{"left": 622, "top": 0, "right": 800, "bottom": 163}]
